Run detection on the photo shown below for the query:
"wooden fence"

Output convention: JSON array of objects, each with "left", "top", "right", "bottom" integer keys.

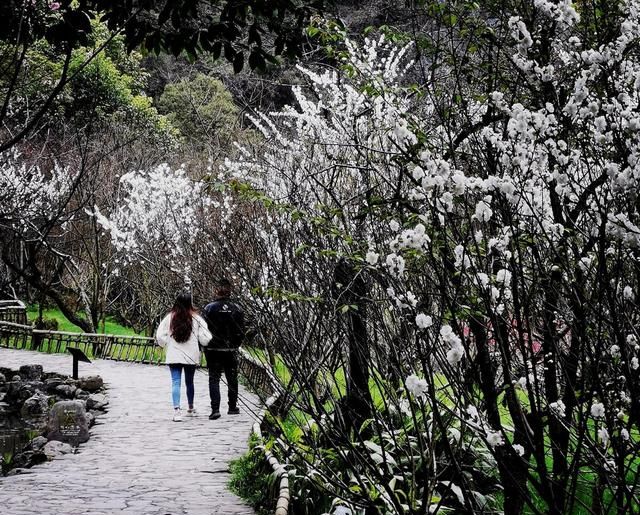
[
  {"left": 0, "top": 299, "right": 28, "bottom": 325},
  {"left": 0, "top": 302, "right": 277, "bottom": 398}
]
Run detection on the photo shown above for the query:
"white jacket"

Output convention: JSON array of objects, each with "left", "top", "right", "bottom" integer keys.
[{"left": 155, "top": 313, "right": 212, "bottom": 365}]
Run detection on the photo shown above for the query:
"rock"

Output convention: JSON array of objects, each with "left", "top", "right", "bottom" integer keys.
[
  {"left": 77, "top": 376, "right": 103, "bottom": 392},
  {"left": 44, "top": 377, "right": 64, "bottom": 392},
  {"left": 21, "top": 392, "right": 50, "bottom": 419},
  {"left": 0, "top": 372, "right": 6, "bottom": 384},
  {"left": 55, "top": 384, "right": 77, "bottom": 398},
  {"left": 86, "top": 393, "right": 108, "bottom": 411},
  {"left": 74, "top": 389, "right": 89, "bottom": 400},
  {"left": 86, "top": 411, "right": 95, "bottom": 427},
  {"left": 12, "top": 450, "right": 48, "bottom": 468},
  {"left": 30, "top": 436, "right": 48, "bottom": 451},
  {"left": 5, "top": 381, "right": 39, "bottom": 405},
  {"left": 46, "top": 400, "right": 89, "bottom": 446},
  {"left": 19, "top": 364, "right": 43, "bottom": 382},
  {"left": 43, "top": 440, "right": 73, "bottom": 459},
  {"left": 11, "top": 374, "right": 21, "bottom": 382}
]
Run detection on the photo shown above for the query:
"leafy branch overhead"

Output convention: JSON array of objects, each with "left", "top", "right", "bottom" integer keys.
[{"left": 0, "top": 0, "right": 325, "bottom": 71}]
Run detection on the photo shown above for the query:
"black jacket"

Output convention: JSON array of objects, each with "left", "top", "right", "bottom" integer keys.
[{"left": 202, "top": 297, "right": 245, "bottom": 351}]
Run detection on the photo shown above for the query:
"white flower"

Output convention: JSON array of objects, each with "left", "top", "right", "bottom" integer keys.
[
  {"left": 621, "top": 428, "right": 630, "bottom": 441},
  {"left": 474, "top": 199, "right": 493, "bottom": 222},
  {"left": 389, "top": 220, "right": 400, "bottom": 231},
  {"left": 549, "top": 399, "right": 566, "bottom": 418},
  {"left": 631, "top": 357, "right": 639, "bottom": 370},
  {"left": 513, "top": 444, "right": 525, "bottom": 456},
  {"left": 496, "top": 269, "right": 512, "bottom": 286},
  {"left": 590, "top": 402, "right": 605, "bottom": 419},
  {"left": 597, "top": 427, "right": 609, "bottom": 446},
  {"left": 398, "top": 398, "right": 411, "bottom": 416},
  {"left": 476, "top": 273, "right": 490, "bottom": 288},
  {"left": 447, "top": 346, "right": 464, "bottom": 365},
  {"left": 405, "top": 374, "right": 428, "bottom": 397},
  {"left": 609, "top": 345, "right": 621, "bottom": 359},
  {"left": 365, "top": 250, "right": 379, "bottom": 265},
  {"left": 415, "top": 313, "right": 433, "bottom": 329},
  {"left": 623, "top": 286, "right": 635, "bottom": 301},
  {"left": 385, "top": 253, "right": 406, "bottom": 276},
  {"left": 440, "top": 325, "right": 461, "bottom": 346},
  {"left": 517, "top": 376, "right": 528, "bottom": 390},
  {"left": 466, "top": 405, "right": 479, "bottom": 420},
  {"left": 486, "top": 430, "right": 504, "bottom": 448}
]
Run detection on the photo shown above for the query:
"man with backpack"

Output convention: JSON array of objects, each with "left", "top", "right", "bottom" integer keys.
[{"left": 202, "top": 278, "right": 245, "bottom": 420}]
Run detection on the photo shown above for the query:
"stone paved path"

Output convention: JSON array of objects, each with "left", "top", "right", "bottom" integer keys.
[{"left": 0, "top": 347, "right": 259, "bottom": 515}]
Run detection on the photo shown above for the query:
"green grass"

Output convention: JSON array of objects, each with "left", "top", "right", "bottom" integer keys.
[{"left": 26, "top": 306, "right": 141, "bottom": 336}]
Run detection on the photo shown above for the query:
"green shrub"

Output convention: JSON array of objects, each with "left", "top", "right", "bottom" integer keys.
[
  {"left": 229, "top": 436, "right": 277, "bottom": 515},
  {"left": 37, "top": 317, "right": 58, "bottom": 331}
]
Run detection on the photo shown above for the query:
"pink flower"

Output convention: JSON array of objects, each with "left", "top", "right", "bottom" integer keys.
[{"left": 49, "top": 1, "right": 61, "bottom": 10}]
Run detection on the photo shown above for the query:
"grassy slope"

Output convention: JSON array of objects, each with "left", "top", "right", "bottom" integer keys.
[{"left": 26, "top": 306, "right": 141, "bottom": 336}]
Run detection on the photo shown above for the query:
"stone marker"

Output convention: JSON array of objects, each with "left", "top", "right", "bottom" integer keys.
[{"left": 46, "top": 400, "right": 89, "bottom": 446}]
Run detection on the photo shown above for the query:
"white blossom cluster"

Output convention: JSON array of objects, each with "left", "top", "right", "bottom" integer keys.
[
  {"left": 93, "top": 164, "right": 210, "bottom": 276},
  {"left": 0, "top": 150, "right": 73, "bottom": 231}
]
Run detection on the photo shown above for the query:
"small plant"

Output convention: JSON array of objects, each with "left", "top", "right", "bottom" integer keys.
[{"left": 229, "top": 435, "right": 277, "bottom": 515}]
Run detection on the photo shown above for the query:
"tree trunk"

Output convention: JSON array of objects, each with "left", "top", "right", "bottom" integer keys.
[{"left": 333, "top": 259, "right": 372, "bottom": 432}]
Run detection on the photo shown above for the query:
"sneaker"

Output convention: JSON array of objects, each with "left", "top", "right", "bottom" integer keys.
[
  {"left": 173, "top": 408, "right": 183, "bottom": 422},
  {"left": 228, "top": 407, "right": 240, "bottom": 415},
  {"left": 209, "top": 411, "right": 221, "bottom": 420},
  {"left": 187, "top": 408, "right": 197, "bottom": 417}
]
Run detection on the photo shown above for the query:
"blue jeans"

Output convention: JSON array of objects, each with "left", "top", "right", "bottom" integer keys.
[{"left": 169, "top": 364, "right": 196, "bottom": 409}]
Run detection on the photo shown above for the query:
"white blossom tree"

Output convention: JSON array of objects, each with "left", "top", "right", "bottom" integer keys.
[{"left": 96, "top": 1, "right": 640, "bottom": 513}]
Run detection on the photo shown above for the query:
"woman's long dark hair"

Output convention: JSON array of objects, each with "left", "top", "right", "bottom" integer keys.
[{"left": 170, "top": 293, "right": 194, "bottom": 343}]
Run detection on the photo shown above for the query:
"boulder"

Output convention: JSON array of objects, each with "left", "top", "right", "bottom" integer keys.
[
  {"left": 77, "top": 376, "right": 103, "bottom": 392},
  {"left": 5, "top": 381, "right": 39, "bottom": 405},
  {"left": 12, "top": 450, "right": 47, "bottom": 469},
  {"left": 86, "top": 394, "right": 108, "bottom": 411},
  {"left": 0, "top": 372, "right": 6, "bottom": 384},
  {"left": 74, "top": 389, "right": 90, "bottom": 400},
  {"left": 30, "top": 436, "right": 48, "bottom": 451},
  {"left": 43, "top": 440, "right": 73, "bottom": 459},
  {"left": 46, "top": 400, "right": 89, "bottom": 446},
  {"left": 11, "top": 375, "right": 21, "bottom": 382},
  {"left": 44, "top": 377, "right": 64, "bottom": 392},
  {"left": 55, "top": 384, "right": 77, "bottom": 399},
  {"left": 21, "top": 392, "right": 50, "bottom": 419},
  {"left": 19, "top": 364, "right": 43, "bottom": 382}
]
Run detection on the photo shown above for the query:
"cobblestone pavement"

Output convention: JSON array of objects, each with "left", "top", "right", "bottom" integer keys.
[{"left": 0, "top": 347, "right": 258, "bottom": 515}]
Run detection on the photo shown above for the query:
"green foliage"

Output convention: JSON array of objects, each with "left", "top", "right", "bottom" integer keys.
[
  {"left": 65, "top": 50, "right": 133, "bottom": 119},
  {"left": 157, "top": 73, "right": 238, "bottom": 149},
  {"left": 229, "top": 436, "right": 276, "bottom": 515}
]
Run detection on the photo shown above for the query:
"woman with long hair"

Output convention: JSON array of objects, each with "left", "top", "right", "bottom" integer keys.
[{"left": 156, "top": 292, "right": 211, "bottom": 421}]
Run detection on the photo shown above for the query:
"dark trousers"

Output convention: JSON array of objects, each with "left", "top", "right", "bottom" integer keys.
[{"left": 206, "top": 350, "right": 238, "bottom": 412}]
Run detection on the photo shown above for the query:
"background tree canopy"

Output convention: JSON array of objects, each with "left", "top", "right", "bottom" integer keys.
[{"left": 0, "top": 0, "right": 325, "bottom": 71}]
